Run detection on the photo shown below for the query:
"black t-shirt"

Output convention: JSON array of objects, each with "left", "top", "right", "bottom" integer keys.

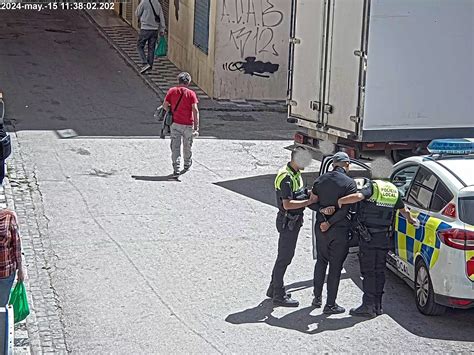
[
  {"left": 360, "top": 181, "right": 405, "bottom": 210},
  {"left": 312, "top": 166, "right": 357, "bottom": 226}
]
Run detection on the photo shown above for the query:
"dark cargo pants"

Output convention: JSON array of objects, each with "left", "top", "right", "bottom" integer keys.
[
  {"left": 270, "top": 213, "right": 303, "bottom": 297},
  {"left": 137, "top": 29, "right": 158, "bottom": 67},
  {"left": 313, "top": 225, "right": 350, "bottom": 305}
]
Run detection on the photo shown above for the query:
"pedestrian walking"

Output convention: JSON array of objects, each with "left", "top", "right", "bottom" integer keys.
[
  {"left": 135, "top": 0, "right": 166, "bottom": 74},
  {"left": 0, "top": 209, "right": 25, "bottom": 306},
  {"left": 311, "top": 152, "right": 357, "bottom": 314},
  {"left": 0, "top": 126, "right": 7, "bottom": 185},
  {"left": 267, "top": 147, "right": 318, "bottom": 307},
  {"left": 337, "top": 178, "right": 419, "bottom": 317},
  {"left": 163, "top": 72, "right": 199, "bottom": 177}
]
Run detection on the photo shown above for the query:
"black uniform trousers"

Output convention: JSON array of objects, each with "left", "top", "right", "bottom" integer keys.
[
  {"left": 313, "top": 225, "right": 349, "bottom": 305},
  {"left": 271, "top": 212, "right": 303, "bottom": 297},
  {"left": 359, "top": 232, "right": 389, "bottom": 306}
]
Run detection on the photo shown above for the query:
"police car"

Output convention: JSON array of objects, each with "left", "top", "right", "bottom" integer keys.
[{"left": 388, "top": 139, "right": 474, "bottom": 315}]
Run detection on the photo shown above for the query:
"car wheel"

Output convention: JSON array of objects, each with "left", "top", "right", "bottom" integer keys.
[{"left": 415, "top": 259, "right": 446, "bottom": 316}]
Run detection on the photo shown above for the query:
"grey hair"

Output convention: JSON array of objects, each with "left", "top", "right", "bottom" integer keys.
[{"left": 178, "top": 72, "right": 192, "bottom": 85}]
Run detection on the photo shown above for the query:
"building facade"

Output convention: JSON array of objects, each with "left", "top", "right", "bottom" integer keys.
[{"left": 116, "top": 0, "right": 291, "bottom": 100}]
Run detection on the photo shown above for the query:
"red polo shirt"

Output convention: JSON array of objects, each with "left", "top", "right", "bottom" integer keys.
[{"left": 164, "top": 87, "right": 199, "bottom": 126}]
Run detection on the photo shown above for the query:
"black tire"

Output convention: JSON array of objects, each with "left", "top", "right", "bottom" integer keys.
[
  {"left": 390, "top": 149, "right": 414, "bottom": 164},
  {"left": 415, "top": 259, "right": 446, "bottom": 316}
]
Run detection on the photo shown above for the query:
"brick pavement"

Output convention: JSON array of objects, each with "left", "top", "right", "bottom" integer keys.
[
  {"left": 84, "top": 11, "right": 286, "bottom": 112},
  {"left": 3, "top": 134, "right": 69, "bottom": 354}
]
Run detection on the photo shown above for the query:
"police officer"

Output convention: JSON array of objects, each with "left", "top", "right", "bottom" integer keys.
[
  {"left": 337, "top": 178, "right": 419, "bottom": 317},
  {"left": 267, "top": 147, "right": 318, "bottom": 307},
  {"left": 312, "top": 152, "right": 357, "bottom": 314}
]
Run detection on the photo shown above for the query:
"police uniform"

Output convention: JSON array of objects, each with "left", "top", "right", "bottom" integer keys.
[
  {"left": 268, "top": 163, "right": 306, "bottom": 304},
  {"left": 351, "top": 179, "right": 404, "bottom": 316},
  {"left": 312, "top": 163, "right": 357, "bottom": 312}
]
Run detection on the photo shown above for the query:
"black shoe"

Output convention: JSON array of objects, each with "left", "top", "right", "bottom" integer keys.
[
  {"left": 323, "top": 303, "right": 345, "bottom": 314},
  {"left": 273, "top": 295, "right": 299, "bottom": 307},
  {"left": 312, "top": 296, "right": 322, "bottom": 308},
  {"left": 172, "top": 170, "right": 180, "bottom": 178},
  {"left": 349, "top": 304, "right": 376, "bottom": 317},
  {"left": 180, "top": 167, "right": 190, "bottom": 175},
  {"left": 266, "top": 285, "right": 291, "bottom": 299},
  {"left": 374, "top": 303, "right": 383, "bottom": 316}
]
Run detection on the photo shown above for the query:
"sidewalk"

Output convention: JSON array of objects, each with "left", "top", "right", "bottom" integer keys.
[{"left": 84, "top": 10, "right": 286, "bottom": 112}]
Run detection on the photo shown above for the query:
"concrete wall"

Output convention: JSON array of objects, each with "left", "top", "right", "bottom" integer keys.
[
  {"left": 214, "top": 0, "right": 291, "bottom": 100},
  {"left": 168, "top": 0, "right": 217, "bottom": 97}
]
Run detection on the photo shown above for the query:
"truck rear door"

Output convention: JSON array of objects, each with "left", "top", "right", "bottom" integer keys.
[
  {"left": 288, "top": 0, "right": 368, "bottom": 139},
  {"left": 288, "top": 0, "right": 326, "bottom": 124},
  {"left": 322, "top": 0, "right": 367, "bottom": 137}
]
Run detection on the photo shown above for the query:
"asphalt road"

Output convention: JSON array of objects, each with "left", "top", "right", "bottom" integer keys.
[{"left": 1, "top": 10, "right": 473, "bottom": 354}]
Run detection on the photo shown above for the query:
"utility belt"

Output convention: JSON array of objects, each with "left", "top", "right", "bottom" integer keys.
[
  {"left": 351, "top": 216, "right": 389, "bottom": 243},
  {"left": 278, "top": 211, "right": 303, "bottom": 231}
]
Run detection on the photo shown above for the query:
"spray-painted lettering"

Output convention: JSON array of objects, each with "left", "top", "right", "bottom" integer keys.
[{"left": 221, "top": 0, "right": 284, "bottom": 59}]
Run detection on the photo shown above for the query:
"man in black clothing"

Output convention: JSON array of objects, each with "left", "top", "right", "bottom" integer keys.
[
  {"left": 337, "top": 178, "right": 419, "bottom": 317},
  {"left": 311, "top": 152, "right": 357, "bottom": 314},
  {"left": 268, "top": 148, "right": 318, "bottom": 307}
]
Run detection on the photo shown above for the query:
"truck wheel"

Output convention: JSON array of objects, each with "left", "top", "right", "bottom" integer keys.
[
  {"left": 415, "top": 259, "right": 446, "bottom": 316},
  {"left": 390, "top": 149, "right": 414, "bottom": 163}
]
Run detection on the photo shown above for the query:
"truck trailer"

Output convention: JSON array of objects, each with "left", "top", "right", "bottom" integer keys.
[{"left": 287, "top": 0, "right": 474, "bottom": 162}]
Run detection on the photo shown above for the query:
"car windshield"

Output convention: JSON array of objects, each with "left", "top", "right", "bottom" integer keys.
[{"left": 459, "top": 196, "right": 474, "bottom": 225}]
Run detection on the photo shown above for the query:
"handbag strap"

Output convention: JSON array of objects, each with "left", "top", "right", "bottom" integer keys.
[
  {"left": 148, "top": 0, "right": 160, "bottom": 22},
  {"left": 173, "top": 89, "right": 185, "bottom": 113}
]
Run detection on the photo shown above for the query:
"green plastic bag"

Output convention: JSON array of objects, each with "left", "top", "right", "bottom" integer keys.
[
  {"left": 155, "top": 36, "right": 167, "bottom": 57},
  {"left": 9, "top": 282, "right": 30, "bottom": 323}
]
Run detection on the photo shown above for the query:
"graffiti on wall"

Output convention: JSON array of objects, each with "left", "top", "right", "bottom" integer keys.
[
  {"left": 220, "top": 0, "right": 284, "bottom": 76},
  {"left": 223, "top": 57, "right": 279, "bottom": 78}
]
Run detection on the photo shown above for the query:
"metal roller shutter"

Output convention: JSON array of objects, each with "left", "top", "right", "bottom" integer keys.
[
  {"left": 158, "top": 0, "right": 169, "bottom": 27},
  {"left": 193, "top": 0, "right": 210, "bottom": 54}
]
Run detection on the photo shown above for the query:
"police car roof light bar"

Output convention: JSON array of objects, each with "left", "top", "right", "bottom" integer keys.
[{"left": 427, "top": 138, "right": 474, "bottom": 155}]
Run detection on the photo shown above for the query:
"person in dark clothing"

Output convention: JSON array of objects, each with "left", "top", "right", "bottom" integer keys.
[
  {"left": 0, "top": 125, "right": 7, "bottom": 185},
  {"left": 268, "top": 147, "right": 318, "bottom": 307},
  {"left": 311, "top": 152, "right": 357, "bottom": 314},
  {"left": 337, "top": 178, "right": 419, "bottom": 317},
  {"left": 135, "top": 0, "right": 166, "bottom": 74}
]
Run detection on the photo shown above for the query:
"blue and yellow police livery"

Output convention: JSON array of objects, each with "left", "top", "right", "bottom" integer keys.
[{"left": 387, "top": 139, "right": 474, "bottom": 315}]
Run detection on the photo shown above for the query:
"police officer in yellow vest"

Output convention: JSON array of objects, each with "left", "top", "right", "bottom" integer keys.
[
  {"left": 337, "top": 178, "right": 418, "bottom": 316},
  {"left": 267, "top": 147, "right": 318, "bottom": 307}
]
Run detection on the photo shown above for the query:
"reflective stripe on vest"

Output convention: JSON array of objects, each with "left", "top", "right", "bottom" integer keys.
[
  {"left": 367, "top": 180, "right": 399, "bottom": 207},
  {"left": 274, "top": 165, "right": 303, "bottom": 192}
]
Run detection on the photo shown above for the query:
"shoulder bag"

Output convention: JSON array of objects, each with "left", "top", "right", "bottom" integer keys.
[{"left": 148, "top": 0, "right": 161, "bottom": 24}]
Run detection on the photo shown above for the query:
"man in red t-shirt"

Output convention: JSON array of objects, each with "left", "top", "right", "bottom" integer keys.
[{"left": 163, "top": 72, "right": 199, "bottom": 176}]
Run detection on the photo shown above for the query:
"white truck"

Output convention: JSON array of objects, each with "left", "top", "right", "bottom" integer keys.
[{"left": 287, "top": 0, "right": 474, "bottom": 162}]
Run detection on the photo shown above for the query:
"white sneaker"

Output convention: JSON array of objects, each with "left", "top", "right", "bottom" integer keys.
[{"left": 140, "top": 64, "right": 152, "bottom": 74}]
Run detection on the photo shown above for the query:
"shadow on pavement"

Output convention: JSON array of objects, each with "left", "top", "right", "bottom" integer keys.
[
  {"left": 214, "top": 172, "right": 320, "bottom": 208},
  {"left": 341, "top": 253, "right": 474, "bottom": 342},
  {"left": 227, "top": 254, "right": 474, "bottom": 341},
  {"left": 215, "top": 169, "right": 371, "bottom": 208},
  {"left": 131, "top": 175, "right": 180, "bottom": 182},
  {"left": 226, "top": 300, "right": 367, "bottom": 335}
]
